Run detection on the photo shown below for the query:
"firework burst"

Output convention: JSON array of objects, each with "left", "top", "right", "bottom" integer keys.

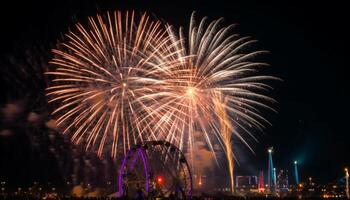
[
  {"left": 46, "top": 11, "right": 178, "bottom": 158},
  {"left": 139, "top": 12, "right": 279, "bottom": 192}
]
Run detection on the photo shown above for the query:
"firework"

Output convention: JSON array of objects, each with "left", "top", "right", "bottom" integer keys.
[
  {"left": 139, "top": 12, "right": 278, "bottom": 192},
  {"left": 46, "top": 11, "right": 178, "bottom": 158},
  {"left": 46, "top": 10, "right": 278, "bottom": 191}
]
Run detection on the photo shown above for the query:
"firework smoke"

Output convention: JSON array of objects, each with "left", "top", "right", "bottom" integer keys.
[{"left": 1, "top": 46, "right": 117, "bottom": 192}]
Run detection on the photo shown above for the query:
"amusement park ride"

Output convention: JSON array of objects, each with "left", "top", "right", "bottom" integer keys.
[{"left": 117, "top": 141, "right": 193, "bottom": 199}]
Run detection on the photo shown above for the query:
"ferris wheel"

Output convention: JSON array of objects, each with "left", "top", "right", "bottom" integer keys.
[{"left": 118, "top": 140, "right": 193, "bottom": 199}]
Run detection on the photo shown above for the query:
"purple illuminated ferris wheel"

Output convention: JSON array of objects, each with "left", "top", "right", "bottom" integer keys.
[{"left": 118, "top": 140, "right": 193, "bottom": 199}]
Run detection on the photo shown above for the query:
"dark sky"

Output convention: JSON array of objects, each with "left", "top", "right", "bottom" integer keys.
[{"left": 0, "top": 0, "right": 349, "bottom": 185}]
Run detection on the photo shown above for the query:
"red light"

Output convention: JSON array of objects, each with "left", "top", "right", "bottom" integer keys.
[{"left": 157, "top": 176, "right": 163, "bottom": 184}]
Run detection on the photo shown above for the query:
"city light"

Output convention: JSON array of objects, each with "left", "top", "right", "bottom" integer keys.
[
  {"left": 157, "top": 176, "right": 163, "bottom": 184},
  {"left": 268, "top": 147, "right": 273, "bottom": 153},
  {"left": 198, "top": 175, "right": 203, "bottom": 186}
]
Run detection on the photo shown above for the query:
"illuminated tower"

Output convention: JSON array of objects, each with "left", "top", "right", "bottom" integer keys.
[
  {"left": 267, "top": 147, "right": 274, "bottom": 190},
  {"left": 273, "top": 168, "right": 277, "bottom": 192},
  {"left": 294, "top": 161, "right": 299, "bottom": 185},
  {"left": 345, "top": 168, "right": 349, "bottom": 199}
]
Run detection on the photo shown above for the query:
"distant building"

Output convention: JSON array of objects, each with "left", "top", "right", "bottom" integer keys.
[
  {"left": 236, "top": 176, "right": 258, "bottom": 188},
  {"left": 235, "top": 175, "right": 258, "bottom": 194}
]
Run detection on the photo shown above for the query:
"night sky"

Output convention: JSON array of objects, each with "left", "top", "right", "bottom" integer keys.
[{"left": 0, "top": 0, "right": 349, "bottom": 186}]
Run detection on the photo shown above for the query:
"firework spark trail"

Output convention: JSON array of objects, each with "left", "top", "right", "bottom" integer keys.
[
  {"left": 214, "top": 95, "right": 234, "bottom": 193},
  {"left": 139, "top": 12, "right": 279, "bottom": 192},
  {"left": 46, "top": 11, "right": 180, "bottom": 158}
]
